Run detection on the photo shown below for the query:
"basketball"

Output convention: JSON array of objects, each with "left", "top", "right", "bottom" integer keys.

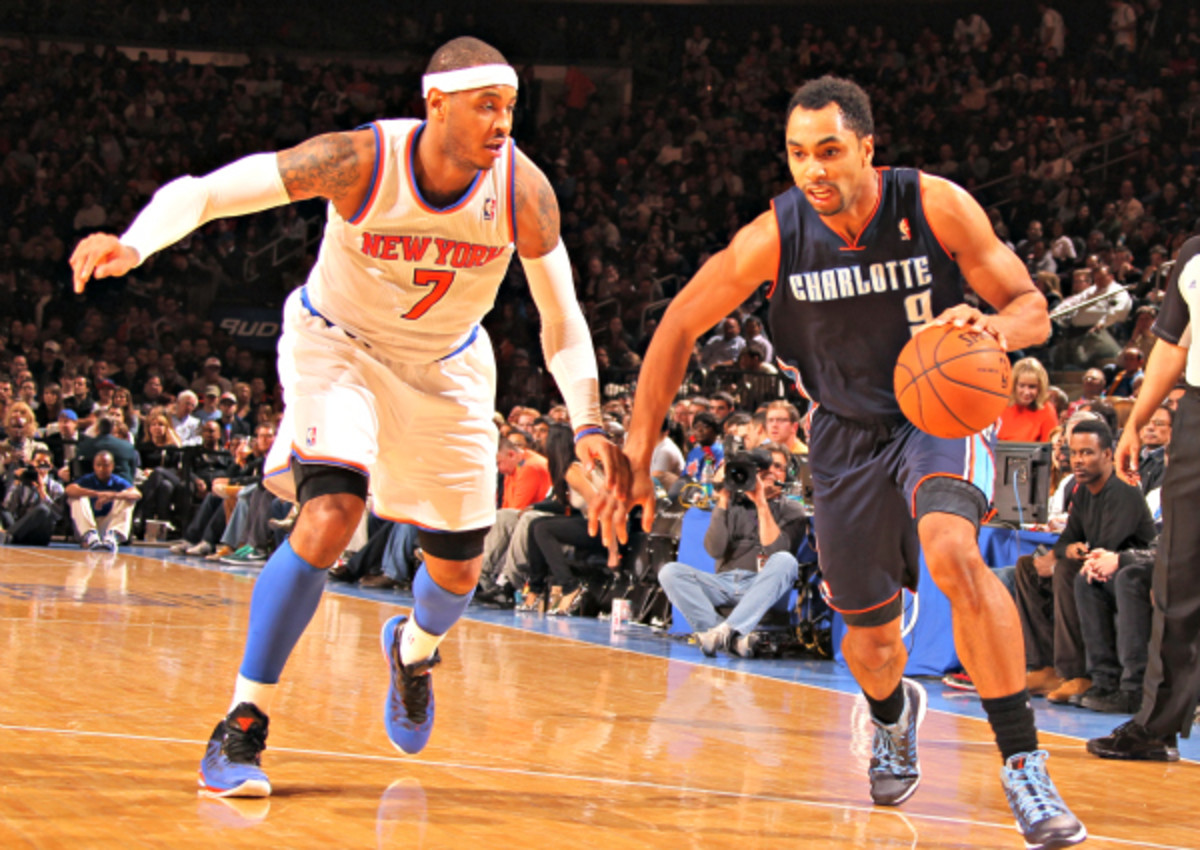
[{"left": 893, "top": 324, "right": 1011, "bottom": 439}]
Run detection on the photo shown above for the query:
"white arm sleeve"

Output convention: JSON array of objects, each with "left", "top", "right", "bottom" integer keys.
[
  {"left": 521, "top": 240, "right": 603, "bottom": 430},
  {"left": 119, "top": 152, "right": 290, "bottom": 266}
]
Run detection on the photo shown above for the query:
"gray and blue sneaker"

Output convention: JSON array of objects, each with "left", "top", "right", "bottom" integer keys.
[
  {"left": 381, "top": 615, "right": 440, "bottom": 755},
  {"left": 1001, "top": 750, "right": 1086, "bottom": 849},
  {"left": 198, "top": 702, "right": 271, "bottom": 798},
  {"left": 868, "top": 677, "right": 927, "bottom": 805}
]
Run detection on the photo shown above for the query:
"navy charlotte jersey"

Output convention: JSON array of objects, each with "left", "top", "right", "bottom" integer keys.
[{"left": 768, "top": 167, "right": 967, "bottom": 423}]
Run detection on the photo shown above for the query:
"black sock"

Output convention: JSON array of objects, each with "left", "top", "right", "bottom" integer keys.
[
  {"left": 865, "top": 682, "right": 905, "bottom": 725},
  {"left": 982, "top": 689, "right": 1039, "bottom": 762}
]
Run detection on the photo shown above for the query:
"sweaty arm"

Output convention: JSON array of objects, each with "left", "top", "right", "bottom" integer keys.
[
  {"left": 921, "top": 175, "right": 1051, "bottom": 352},
  {"left": 514, "top": 150, "right": 602, "bottom": 431}
]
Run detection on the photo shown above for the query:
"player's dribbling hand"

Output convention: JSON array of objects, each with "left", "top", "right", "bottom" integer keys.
[
  {"left": 929, "top": 305, "right": 1009, "bottom": 351},
  {"left": 69, "top": 233, "right": 140, "bottom": 293},
  {"left": 576, "top": 433, "right": 631, "bottom": 546}
]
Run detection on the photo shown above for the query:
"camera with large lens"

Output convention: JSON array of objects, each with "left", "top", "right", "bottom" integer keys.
[
  {"left": 722, "top": 437, "right": 774, "bottom": 498},
  {"left": 18, "top": 466, "right": 39, "bottom": 486}
]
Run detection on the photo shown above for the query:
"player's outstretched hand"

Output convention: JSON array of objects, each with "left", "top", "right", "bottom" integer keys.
[
  {"left": 69, "top": 233, "right": 140, "bottom": 293},
  {"left": 1114, "top": 419, "right": 1141, "bottom": 486},
  {"left": 929, "top": 304, "right": 1009, "bottom": 351}
]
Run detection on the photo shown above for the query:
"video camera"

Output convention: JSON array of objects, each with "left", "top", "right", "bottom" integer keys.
[{"left": 722, "top": 436, "right": 774, "bottom": 498}]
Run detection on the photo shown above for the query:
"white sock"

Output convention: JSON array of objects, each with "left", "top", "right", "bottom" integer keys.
[
  {"left": 400, "top": 617, "right": 445, "bottom": 666},
  {"left": 230, "top": 674, "right": 277, "bottom": 716}
]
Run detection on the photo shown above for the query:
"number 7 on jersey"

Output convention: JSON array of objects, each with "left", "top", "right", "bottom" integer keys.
[{"left": 402, "top": 269, "right": 456, "bottom": 320}]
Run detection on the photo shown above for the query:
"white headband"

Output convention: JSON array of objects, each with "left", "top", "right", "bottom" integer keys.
[{"left": 422, "top": 64, "right": 519, "bottom": 98}]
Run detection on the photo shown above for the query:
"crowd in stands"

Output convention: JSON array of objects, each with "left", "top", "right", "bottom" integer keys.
[{"left": 0, "top": 2, "right": 1196, "bottom": 715}]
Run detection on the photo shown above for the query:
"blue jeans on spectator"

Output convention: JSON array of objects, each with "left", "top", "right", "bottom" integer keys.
[
  {"left": 382, "top": 522, "right": 421, "bottom": 583},
  {"left": 659, "top": 552, "right": 799, "bottom": 635}
]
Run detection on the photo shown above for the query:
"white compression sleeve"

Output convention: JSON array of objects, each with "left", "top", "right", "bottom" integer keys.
[
  {"left": 120, "top": 152, "right": 290, "bottom": 265},
  {"left": 522, "top": 240, "right": 603, "bottom": 430}
]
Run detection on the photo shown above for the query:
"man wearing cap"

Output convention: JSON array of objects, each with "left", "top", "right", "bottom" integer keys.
[
  {"left": 68, "top": 34, "right": 625, "bottom": 798},
  {"left": 216, "top": 391, "right": 251, "bottom": 444},
  {"left": 46, "top": 408, "right": 81, "bottom": 478},
  {"left": 196, "top": 385, "right": 223, "bottom": 423},
  {"left": 190, "top": 356, "right": 232, "bottom": 396}
]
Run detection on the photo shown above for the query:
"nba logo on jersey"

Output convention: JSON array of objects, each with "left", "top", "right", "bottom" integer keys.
[
  {"left": 482, "top": 198, "right": 495, "bottom": 221},
  {"left": 306, "top": 426, "right": 318, "bottom": 447},
  {"left": 899, "top": 218, "right": 911, "bottom": 241}
]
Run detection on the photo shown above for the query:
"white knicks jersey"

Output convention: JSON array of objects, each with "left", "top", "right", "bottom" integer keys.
[{"left": 304, "top": 118, "right": 517, "bottom": 363}]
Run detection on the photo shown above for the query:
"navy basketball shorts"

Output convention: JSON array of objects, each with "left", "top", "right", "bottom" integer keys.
[{"left": 808, "top": 406, "right": 995, "bottom": 628}]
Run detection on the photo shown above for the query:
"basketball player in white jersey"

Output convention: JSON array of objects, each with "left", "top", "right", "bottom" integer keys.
[{"left": 70, "top": 37, "right": 627, "bottom": 798}]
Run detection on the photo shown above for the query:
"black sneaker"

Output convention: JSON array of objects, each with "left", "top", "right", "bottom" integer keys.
[
  {"left": 868, "top": 678, "right": 927, "bottom": 806},
  {"left": 1001, "top": 751, "right": 1086, "bottom": 849},
  {"left": 1087, "top": 720, "right": 1179, "bottom": 761},
  {"left": 1080, "top": 688, "right": 1141, "bottom": 714},
  {"left": 198, "top": 702, "right": 271, "bottom": 797}
]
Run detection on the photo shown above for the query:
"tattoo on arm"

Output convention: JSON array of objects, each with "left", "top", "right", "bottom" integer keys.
[
  {"left": 514, "top": 160, "right": 561, "bottom": 256},
  {"left": 277, "top": 133, "right": 361, "bottom": 203}
]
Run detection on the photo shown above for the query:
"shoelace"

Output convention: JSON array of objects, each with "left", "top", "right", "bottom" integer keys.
[
  {"left": 223, "top": 720, "right": 267, "bottom": 764},
  {"left": 391, "top": 642, "right": 440, "bottom": 725},
  {"left": 871, "top": 715, "right": 917, "bottom": 777},
  {"left": 1007, "top": 754, "right": 1067, "bottom": 824}
]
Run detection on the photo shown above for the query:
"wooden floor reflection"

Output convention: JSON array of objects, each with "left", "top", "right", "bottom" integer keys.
[{"left": 0, "top": 546, "right": 1195, "bottom": 849}]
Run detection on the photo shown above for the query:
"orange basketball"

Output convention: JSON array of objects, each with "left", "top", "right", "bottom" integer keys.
[{"left": 893, "top": 324, "right": 1011, "bottom": 439}]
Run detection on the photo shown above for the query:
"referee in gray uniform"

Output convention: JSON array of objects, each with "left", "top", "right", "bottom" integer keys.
[{"left": 1089, "top": 234, "right": 1200, "bottom": 761}]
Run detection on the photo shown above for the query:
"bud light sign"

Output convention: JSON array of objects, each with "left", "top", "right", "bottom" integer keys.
[{"left": 214, "top": 307, "right": 282, "bottom": 351}]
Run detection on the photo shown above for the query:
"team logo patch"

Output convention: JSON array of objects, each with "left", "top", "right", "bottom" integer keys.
[
  {"left": 899, "top": 218, "right": 911, "bottom": 241},
  {"left": 306, "top": 426, "right": 318, "bottom": 447},
  {"left": 482, "top": 198, "right": 495, "bottom": 221}
]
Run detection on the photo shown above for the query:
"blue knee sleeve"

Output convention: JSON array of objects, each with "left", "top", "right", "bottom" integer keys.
[
  {"left": 411, "top": 565, "right": 475, "bottom": 636},
  {"left": 239, "top": 540, "right": 327, "bottom": 684}
]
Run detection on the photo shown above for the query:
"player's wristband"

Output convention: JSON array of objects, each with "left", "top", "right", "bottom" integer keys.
[{"left": 574, "top": 426, "right": 605, "bottom": 444}]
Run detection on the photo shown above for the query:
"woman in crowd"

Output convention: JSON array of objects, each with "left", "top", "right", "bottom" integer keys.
[
  {"left": 36, "top": 383, "right": 64, "bottom": 431},
  {"left": 997, "top": 357, "right": 1059, "bottom": 443},
  {"left": 136, "top": 411, "right": 185, "bottom": 527},
  {"left": 112, "top": 386, "right": 141, "bottom": 443},
  {"left": 0, "top": 402, "right": 50, "bottom": 479}
]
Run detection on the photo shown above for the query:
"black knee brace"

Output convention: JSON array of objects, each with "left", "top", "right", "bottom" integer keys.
[
  {"left": 294, "top": 462, "right": 369, "bottom": 505},
  {"left": 417, "top": 526, "right": 491, "bottom": 561}
]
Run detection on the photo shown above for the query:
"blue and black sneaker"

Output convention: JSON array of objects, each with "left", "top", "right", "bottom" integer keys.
[
  {"left": 197, "top": 702, "right": 271, "bottom": 798},
  {"left": 1001, "top": 750, "right": 1086, "bottom": 849},
  {"left": 868, "top": 677, "right": 927, "bottom": 806},
  {"left": 381, "top": 615, "right": 441, "bottom": 755}
]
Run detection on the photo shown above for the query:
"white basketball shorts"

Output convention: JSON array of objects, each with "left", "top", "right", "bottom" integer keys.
[{"left": 264, "top": 288, "right": 498, "bottom": 531}]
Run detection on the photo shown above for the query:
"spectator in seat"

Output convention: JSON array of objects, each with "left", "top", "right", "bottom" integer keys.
[
  {"left": 497, "top": 434, "right": 551, "bottom": 510},
  {"left": 190, "top": 420, "right": 237, "bottom": 494},
  {"left": 1064, "top": 369, "right": 1107, "bottom": 420},
  {"left": 45, "top": 409, "right": 81, "bottom": 479},
  {"left": 997, "top": 358, "right": 1058, "bottom": 442},
  {"left": 35, "top": 382, "right": 63, "bottom": 430},
  {"left": 190, "top": 356, "right": 232, "bottom": 396},
  {"left": 0, "top": 401, "right": 49, "bottom": 479},
  {"left": 1, "top": 448, "right": 64, "bottom": 545},
  {"left": 658, "top": 443, "right": 808, "bottom": 657},
  {"left": 699, "top": 315, "right": 746, "bottom": 370},
  {"left": 195, "top": 385, "right": 223, "bottom": 423},
  {"left": 1015, "top": 420, "right": 1156, "bottom": 704},
  {"left": 1107, "top": 347, "right": 1145, "bottom": 399},
  {"left": 64, "top": 375, "right": 96, "bottom": 425},
  {"left": 170, "top": 390, "right": 202, "bottom": 446},
  {"left": 679, "top": 411, "right": 724, "bottom": 486},
  {"left": 1133, "top": 404, "right": 1171, "bottom": 494},
  {"left": 77, "top": 414, "right": 140, "bottom": 484},
  {"left": 65, "top": 450, "right": 141, "bottom": 553},
  {"left": 764, "top": 400, "right": 808, "bottom": 455},
  {"left": 136, "top": 411, "right": 186, "bottom": 529},
  {"left": 650, "top": 415, "right": 685, "bottom": 491}
]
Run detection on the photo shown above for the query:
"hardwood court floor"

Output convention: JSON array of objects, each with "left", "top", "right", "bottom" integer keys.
[{"left": 0, "top": 546, "right": 1196, "bottom": 850}]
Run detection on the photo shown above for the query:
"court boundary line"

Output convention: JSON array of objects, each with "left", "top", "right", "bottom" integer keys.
[{"left": 0, "top": 721, "right": 1189, "bottom": 850}]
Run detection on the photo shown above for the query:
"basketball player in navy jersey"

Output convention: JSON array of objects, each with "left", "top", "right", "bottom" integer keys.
[
  {"left": 70, "top": 37, "right": 627, "bottom": 798},
  {"left": 610, "top": 77, "right": 1084, "bottom": 848}
]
